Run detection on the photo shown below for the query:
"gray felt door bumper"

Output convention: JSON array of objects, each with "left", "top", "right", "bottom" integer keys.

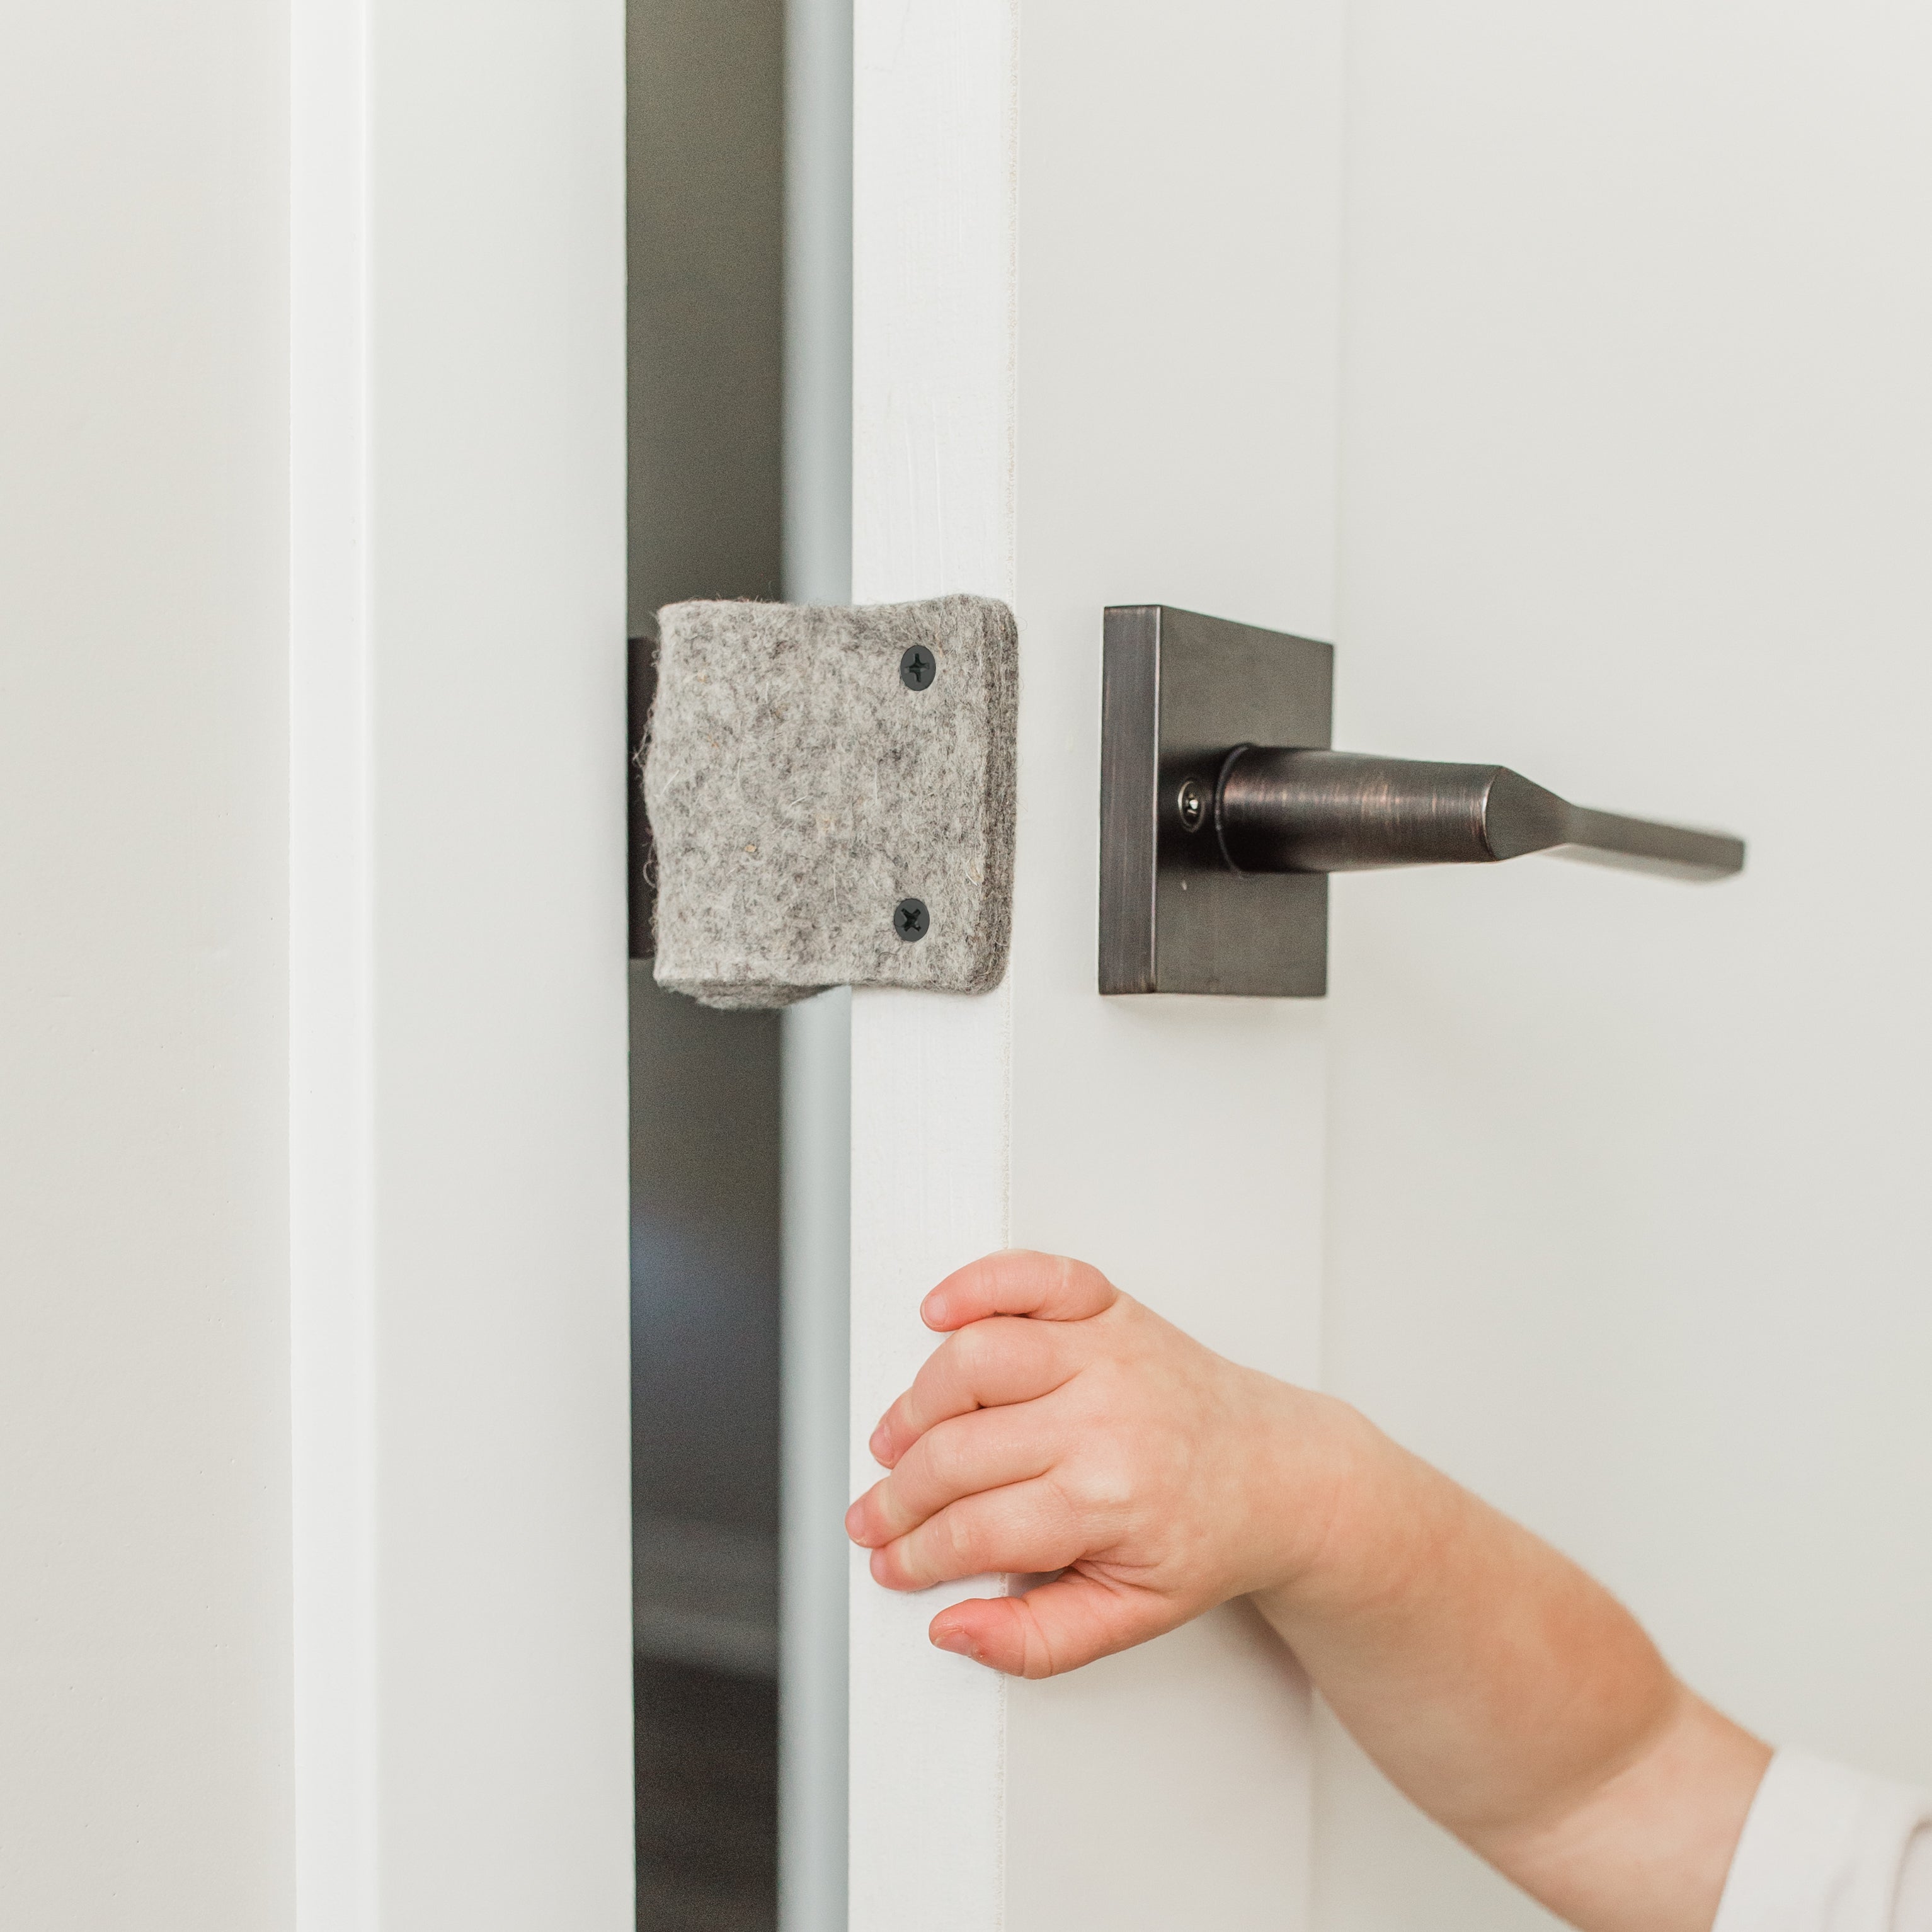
[{"left": 641, "top": 593, "right": 1018, "bottom": 1009}]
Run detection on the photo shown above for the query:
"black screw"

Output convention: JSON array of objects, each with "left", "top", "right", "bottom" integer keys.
[
  {"left": 1177, "top": 778, "right": 1207, "bottom": 832},
  {"left": 893, "top": 898, "right": 930, "bottom": 942},
  {"left": 900, "top": 644, "right": 937, "bottom": 691}
]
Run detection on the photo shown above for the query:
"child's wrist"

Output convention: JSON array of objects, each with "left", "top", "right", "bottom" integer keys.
[{"left": 1247, "top": 1391, "right": 1423, "bottom": 1617}]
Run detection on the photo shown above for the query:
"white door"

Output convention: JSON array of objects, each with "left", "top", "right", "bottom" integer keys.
[
  {"left": 845, "top": 4, "right": 1932, "bottom": 1929},
  {"left": 1318, "top": 8, "right": 1932, "bottom": 1924},
  {"left": 849, "top": 3, "right": 1340, "bottom": 1924}
]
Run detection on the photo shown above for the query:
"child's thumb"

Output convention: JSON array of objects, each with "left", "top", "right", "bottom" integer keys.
[{"left": 928, "top": 1570, "right": 1161, "bottom": 1679}]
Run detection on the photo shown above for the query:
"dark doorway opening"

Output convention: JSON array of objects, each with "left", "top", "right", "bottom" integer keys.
[{"left": 628, "top": 0, "right": 786, "bottom": 1924}]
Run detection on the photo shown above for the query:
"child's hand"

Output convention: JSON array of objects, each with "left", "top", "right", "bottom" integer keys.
[
  {"left": 849, "top": 1248, "right": 1771, "bottom": 1932},
  {"left": 843, "top": 1248, "right": 1363, "bottom": 1678}
]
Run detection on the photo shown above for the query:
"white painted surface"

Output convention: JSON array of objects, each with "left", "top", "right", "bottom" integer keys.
[
  {"left": 1002, "top": 2, "right": 1342, "bottom": 1922},
  {"left": 293, "top": 1, "right": 634, "bottom": 1927},
  {"left": 1318, "top": 6, "right": 1932, "bottom": 1925},
  {"left": 290, "top": 0, "right": 375, "bottom": 1916},
  {"left": 848, "top": 993, "right": 1014, "bottom": 1931},
  {"left": 0, "top": 4, "right": 294, "bottom": 1924},
  {"left": 784, "top": 0, "right": 854, "bottom": 610},
  {"left": 849, "top": 2, "right": 1342, "bottom": 1925},
  {"left": 9, "top": 1, "right": 626, "bottom": 1921},
  {"left": 780, "top": 6, "right": 854, "bottom": 1922},
  {"left": 850, "top": 8, "right": 1019, "bottom": 1928},
  {"left": 781, "top": 991, "right": 852, "bottom": 1932}
]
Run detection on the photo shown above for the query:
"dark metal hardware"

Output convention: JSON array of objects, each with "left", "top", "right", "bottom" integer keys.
[
  {"left": 1100, "top": 605, "right": 1746, "bottom": 998},
  {"left": 893, "top": 898, "right": 930, "bottom": 941},
  {"left": 900, "top": 644, "right": 937, "bottom": 690},
  {"left": 1216, "top": 749, "right": 1744, "bottom": 880},
  {"left": 629, "top": 628, "right": 656, "bottom": 961}
]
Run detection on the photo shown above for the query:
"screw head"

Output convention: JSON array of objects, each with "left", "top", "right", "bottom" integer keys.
[
  {"left": 1177, "top": 778, "right": 1207, "bottom": 832},
  {"left": 893, "top": 897, "right": 930, "bottom": 942},
  {"left": 899, "top": 644, "right": 937, "bottom": 691}
]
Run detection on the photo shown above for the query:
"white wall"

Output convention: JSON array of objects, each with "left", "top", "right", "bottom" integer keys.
[
  {"left": 0, "top": 1, "right": 632, "bottom": 1925},
  {"left": 0, "top": 4, "right": 294, "bottom": 1924}
]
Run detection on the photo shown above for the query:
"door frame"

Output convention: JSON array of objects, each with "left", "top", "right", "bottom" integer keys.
[{"left": 290, "top": 1, "right": 633, "bottom": 1923}]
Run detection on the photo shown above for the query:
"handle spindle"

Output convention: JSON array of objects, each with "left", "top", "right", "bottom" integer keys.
[{"left": 1215, "top": 748, "right": 1744, "bottom": 881}]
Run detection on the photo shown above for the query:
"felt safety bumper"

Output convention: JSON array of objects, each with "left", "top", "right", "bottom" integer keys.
[{"left": 641, "top": 593, "right": 1017, "bottom": 1008}]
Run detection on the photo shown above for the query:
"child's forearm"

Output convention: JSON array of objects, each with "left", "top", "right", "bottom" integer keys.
[
  {"left": 1251, "top": 1411, "right": 1769, "bottom": 1932},
  {"left": 848, "top": 1253, "right": 1769, "bottom": 1931}
]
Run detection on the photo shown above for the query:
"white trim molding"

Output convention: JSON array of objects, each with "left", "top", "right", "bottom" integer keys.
[{"left": 290, "top": 2, "right": 632, "bottom": 1924}]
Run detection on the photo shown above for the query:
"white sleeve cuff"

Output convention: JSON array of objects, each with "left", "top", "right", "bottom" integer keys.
[{"left": 1713, "top": 1749, "right": 1932, "bottom": 1932}]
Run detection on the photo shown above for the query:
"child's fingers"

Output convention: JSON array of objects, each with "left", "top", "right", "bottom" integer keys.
[
  {"left": 847, "top": 1404, "right": 1056, "bottom": 1548},
  {"left": 929, "top": 1572, "right": 1170, "bottom": 1679},
  {"left": 866, "top": 1478, "right": 1083, "bottom": 1592},
  {"left": 921, "top": 1250, "right": 1119, "bottom": 1332},
  {"left": 868, "top": 1315, "right": 1075, "bottom": 1467}
]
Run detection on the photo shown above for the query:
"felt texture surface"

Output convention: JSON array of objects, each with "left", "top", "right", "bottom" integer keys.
[{"left": 643, "top": 594, "right": 1017, "bottom": 1008}]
